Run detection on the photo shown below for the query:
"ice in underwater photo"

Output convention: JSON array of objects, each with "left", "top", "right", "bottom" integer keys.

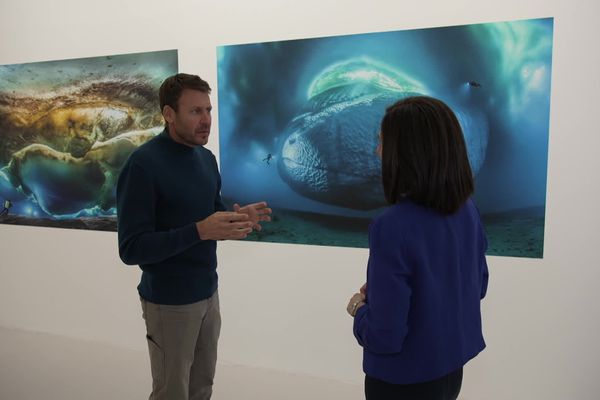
[
  {"left": 217, "top": 17, "right": 553, "bottom": 258},
  {"left": 0, "top": 50, "right": 178, "bottom": 231}
]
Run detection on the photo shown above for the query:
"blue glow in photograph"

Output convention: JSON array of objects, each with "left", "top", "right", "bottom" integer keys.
[{"left": 217, "top": 18, "right": 553, "bottom": 258}]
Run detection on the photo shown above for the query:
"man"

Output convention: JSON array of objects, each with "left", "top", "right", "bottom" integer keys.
[{"left": 117, "top": 73, "right": 271, "bottom": 400}]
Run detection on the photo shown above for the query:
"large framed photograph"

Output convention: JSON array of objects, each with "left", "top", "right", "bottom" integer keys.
[{"left": 217, "top": 18, "right": 553, "bottom": 258}]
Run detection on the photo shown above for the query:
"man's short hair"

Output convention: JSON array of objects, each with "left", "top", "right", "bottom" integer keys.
[{"left": 159, "top": 73, "right": 211, "bottom": 112}]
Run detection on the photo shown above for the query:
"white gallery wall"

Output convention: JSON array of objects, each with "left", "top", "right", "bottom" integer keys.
[{"left": 1, "top": 0, "right": 599, "bottom": 399}]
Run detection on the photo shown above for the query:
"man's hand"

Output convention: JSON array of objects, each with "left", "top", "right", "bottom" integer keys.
[
  {"left": 196, "top": 212, "right": 254, "bottom": 240},
  {"left": 233, "top": 201, "right": 272, "bottom": 231}
]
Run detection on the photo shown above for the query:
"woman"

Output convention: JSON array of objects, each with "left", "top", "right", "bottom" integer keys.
[{"left": 347, "top": 96, "right": 489, "bottom": 400}]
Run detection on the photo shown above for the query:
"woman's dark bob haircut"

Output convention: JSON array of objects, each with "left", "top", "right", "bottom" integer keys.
[{"left": 380, "top": 96, "right": 474, "bottom": 214}]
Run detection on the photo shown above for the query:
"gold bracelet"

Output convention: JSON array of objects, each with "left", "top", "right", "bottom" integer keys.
[{"left": 351, "top": 301, "right": 363, "bottom": 317}]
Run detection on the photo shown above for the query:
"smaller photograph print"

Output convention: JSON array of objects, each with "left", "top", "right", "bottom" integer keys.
[{"left": 0, "top": 50, "right": 178, "bottom": 231}]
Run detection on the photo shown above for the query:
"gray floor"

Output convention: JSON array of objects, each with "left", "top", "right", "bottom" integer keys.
[{"left": 0, "top": 327, "right": 362, "bottom": 400}]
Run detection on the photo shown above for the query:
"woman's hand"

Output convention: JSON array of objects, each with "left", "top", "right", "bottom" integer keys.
[{"left": 347, "top": 292, "right": 366, "bottom": 317}]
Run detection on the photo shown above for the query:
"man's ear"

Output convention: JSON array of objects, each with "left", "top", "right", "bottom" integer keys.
[{"left": 162, "top": 105, "right": 175, "bottom": 124}]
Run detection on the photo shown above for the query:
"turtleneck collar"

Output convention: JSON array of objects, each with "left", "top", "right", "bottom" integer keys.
[{"left": 160, "top": 128, "right": 196, "bottom": 152}]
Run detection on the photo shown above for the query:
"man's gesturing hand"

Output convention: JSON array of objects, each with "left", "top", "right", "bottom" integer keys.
[
  {"left": 233, "top": 202, "right": 272, "bottom": 231},
  {"left": 196, "top": 212, "right": 254, "bottom": 240}
]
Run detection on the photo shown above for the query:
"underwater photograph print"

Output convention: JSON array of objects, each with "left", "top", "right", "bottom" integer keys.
[
  {"left": 0, "top": 50, "right": 178, "bottom": 231},
  {"left": 217, "top": 18, "right": 553, "bottom": 258}
]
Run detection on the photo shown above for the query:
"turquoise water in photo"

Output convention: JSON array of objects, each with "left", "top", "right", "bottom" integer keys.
[{"left": 246, "top": 206, "right": 545, "bottom": 258}]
